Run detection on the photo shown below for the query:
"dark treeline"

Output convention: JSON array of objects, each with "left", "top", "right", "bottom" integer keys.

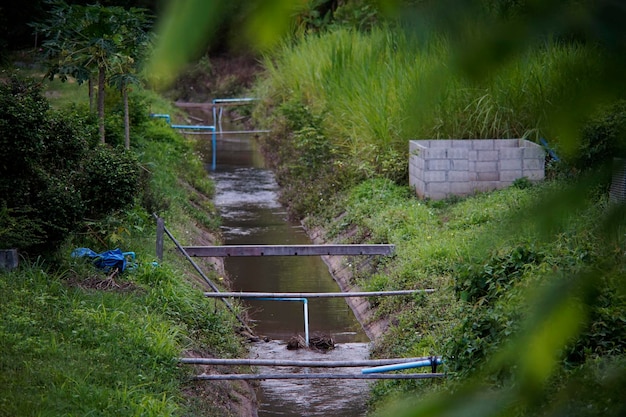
[{"left": 0, "top": 0, "right": 165, "bottom": 53}]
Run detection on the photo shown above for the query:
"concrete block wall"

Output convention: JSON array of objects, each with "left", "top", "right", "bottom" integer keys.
[{"left": 409, "top": 139, "right": 545, "bottom": 200}]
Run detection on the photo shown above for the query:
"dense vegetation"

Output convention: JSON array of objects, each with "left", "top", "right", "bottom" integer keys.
[
  {"left": 0, "top": 64, "right": 250, "bottom": 415},
  {"left": 3, "top": 0, "right": 626, "bottom": 415},
  {"left": 243, "top": 1, "right": 626, "bottom": 416}
]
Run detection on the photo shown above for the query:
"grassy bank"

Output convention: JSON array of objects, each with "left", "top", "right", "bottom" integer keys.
[
  {"left": 254, "top": 28, "right": 605, "bottom": 186},
  {"left": 1, "top": 59, "right": 252, "bottom": 416},
  {"left": 251, "top": 26, "right": 626, "bottom": 417}
]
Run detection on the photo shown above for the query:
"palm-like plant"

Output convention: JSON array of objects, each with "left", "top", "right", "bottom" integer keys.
[{"left": 33, "top": 1, "right": 152, "bottom": 145}]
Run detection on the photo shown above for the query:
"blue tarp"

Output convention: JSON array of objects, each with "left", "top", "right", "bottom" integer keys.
[{"left": 71, "top": 248, "right": 135, "bottom": 273}]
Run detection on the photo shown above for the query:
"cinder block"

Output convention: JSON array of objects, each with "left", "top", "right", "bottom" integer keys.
[
  {"left": 410, "top": 155, "right": 424, "bottom": 170},
  {"left": 478, "top": 150, "right": 499, "bottom": 161},
  {"left": 449, "top": 170, "right": 470, "bottom": 182},
  {"left": 469, "top": 150, "right": 478, "bottom": 161},
  {"left": 429, "top": 141, "right": 448, "bottom": 148},
  {"left": 425, "top": 148, "right": 447, "bottom": 159},
  {"left": 476, "top": 161, "right": 498, "bottom": 172},
  {"left": 495, "top": 139, "right": 518, "bottom": 148},
  {"left": 450, "top": 182, "right": 471, "bottom": 194},
  {"left": 427, "top": 192, "right": 448, "bottom": 200},
  {"left": 424, "top": 170, "right": 447, "bottom": 182},
  {"left": 409, "top": 141, "right": 427, "bottom": 154},
  {"left": 472, "top": 181, "right": 500, "bottom": 192},
  {"left": 447, "top": 148, "right": 469, "bottom": 159},
  {"left": 523, "top": 158, "right": 544, "bottom": 170},
  {"left": 427, "top": 159, "right": 451, "bottom": 170},
  {"left": 414, "top": 184, "right": 425, "bottom": 198},
  {"left": 452, "top": 140, "right": 472, "bottom": 148},
  {"left": 500, "top": 147, "right": 523, "bottom": 159},
  {"left": 522, "top": 145, "right": 545, "bottom": 159},
  {"left": 427, "top": 181, "right": 450, "bottom": 194},
  {"left": 500, "top": 170, "right": 524, "bottom": 182},
  {"left": 477, "top": 171, "right": 499, "bottom": 181},
  {"left": 499, "top": 158, "right": 522, "bottom": 170},
  {"left": 451, "top": 159, "right": 469, "bottom": 171},
  {"left": 471, "top": 140, "right": 495, "bottom": 150}
]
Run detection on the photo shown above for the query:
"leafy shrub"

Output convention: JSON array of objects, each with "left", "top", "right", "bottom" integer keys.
[
  {"left": 0, "top": 76, "right": 90, "bottom": 248},
  {"left": 104, "top": 112, "right": 126, "bottom": 147},
  {"left": 295, "top": 0, "right": 381, "bottom": 33},
  {"left": 567, "top": 275, "right": 626, "bottom": 364},
  {"left": 0, "top": 75, "right": 140, "bottom": 250},
  {"left": 80, "top": 145, "right": 140, "bottom": 218},
  {"left": 574, "top": 100, "right": 626, "bottom": 171},
  {"left": 332, "top": 0, "right": 380, "bottom": 31},
  {"left": 447, "top": 245, "right": 546, "bottom": 375},
  {"left": 454, "top": 245, "right": 544, "bottom": 304}
]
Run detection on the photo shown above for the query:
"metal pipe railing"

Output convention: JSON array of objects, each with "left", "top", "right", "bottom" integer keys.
[
  {"left": 193, "top": 373, "right": 445, "bottom": 380},
  {"left": 179, "top": 356, "right": 437, "bottom": 367},
  {"left": 153, "top": 214, "right": 253, "bottom": 334},
  {"left": 203, "top": 290, "right": 435, "bottom": 298},
  {"left": 362, "top": 357, "right": 442, "bottom": 374}
]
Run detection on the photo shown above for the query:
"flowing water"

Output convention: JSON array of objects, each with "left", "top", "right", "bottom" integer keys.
[{"left": 203, "top": 132, "right": 372, "bottom": 416}]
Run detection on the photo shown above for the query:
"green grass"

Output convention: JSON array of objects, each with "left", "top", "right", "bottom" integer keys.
[
  {"left": 1, "top": 258, "right": 245, "bottom": 416},
  {"left": 1, "top": 263, "right": 181, "bottom": 416},
  {"left": 302, "top": 175, "right": 626, "bottom": 415}
]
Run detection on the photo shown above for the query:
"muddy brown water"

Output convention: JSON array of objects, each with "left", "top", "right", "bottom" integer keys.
[{"left": 201, "top": 131, "right": 372, "bottom": 416}]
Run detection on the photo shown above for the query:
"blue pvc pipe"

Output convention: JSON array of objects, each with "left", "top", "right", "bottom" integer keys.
[
  {"left": 170, "top": 124, "right": 216, "bottom": 130},
  {"left": 212, "top": 129, "right": 216, "bottom": 171},
  {"left": 540, "top": 137, "right": 560, "bottom": 162},
  {"left": 362, "top": 357, "right": 442, "bottom": 374},
  {"left": 169, "top": 124, "right": 217, "bottom": 170},
  {"left": 150, "top": 113, "right": 171, "bottom": 125},
  {"left": 212, "top": 97, "right": 257, "bottom": 104}
]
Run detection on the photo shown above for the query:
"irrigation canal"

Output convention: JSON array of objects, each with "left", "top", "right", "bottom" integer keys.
[{"left": 201, "top": 127, "right": 372, "bottom": 416}]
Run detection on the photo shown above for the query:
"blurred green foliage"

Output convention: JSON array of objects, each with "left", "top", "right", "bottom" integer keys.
[{"left": 144, "top": 1, "right": 626, "bottom": 416}]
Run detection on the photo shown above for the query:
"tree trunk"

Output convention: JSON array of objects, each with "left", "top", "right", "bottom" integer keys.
[
  {"left": 88, "top": 77, "right": 94, "bottom": 113},
  {"left": 123, "top": 83, "right": 130, "bottom": 149},
  {"left": 98, "top": 66, "right": 106, "bottom": 143}
]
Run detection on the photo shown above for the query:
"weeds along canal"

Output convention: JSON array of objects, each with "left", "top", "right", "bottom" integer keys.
[{"left": 197, "top": 123, "right": 373, "bottom": 416}]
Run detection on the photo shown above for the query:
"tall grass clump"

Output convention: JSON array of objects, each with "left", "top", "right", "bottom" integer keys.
[{"left": 254, "top": 27, "right": 603, "bottom": 218}]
